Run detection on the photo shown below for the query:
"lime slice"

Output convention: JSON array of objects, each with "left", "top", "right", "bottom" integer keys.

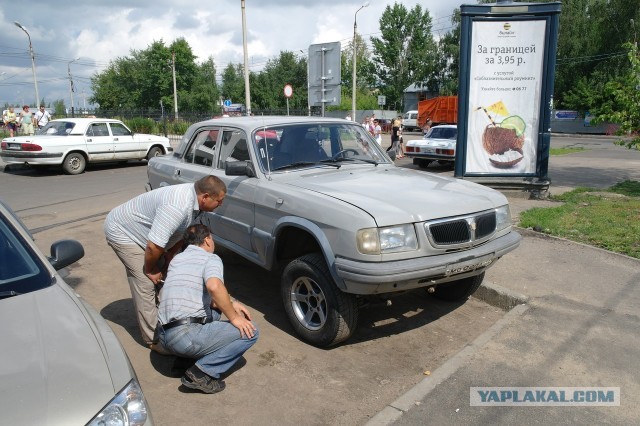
[{"left": 500, "top": 115, "right": 526, "bottom": 137}]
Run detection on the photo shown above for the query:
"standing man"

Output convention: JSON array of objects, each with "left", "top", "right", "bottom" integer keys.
[
  {"left": 34, "top": 105, "right": 52, "bottom": 129},
  {"left": 158, "top": 224, "right": 258, "bottom": 394},
  {"left": 104, "top": 175, "right": 226, "bottom": 350}
]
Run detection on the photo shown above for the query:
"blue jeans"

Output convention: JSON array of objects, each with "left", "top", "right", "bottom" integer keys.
[{"left": 159, "top": 311, "right": 259, "bottom": 379}]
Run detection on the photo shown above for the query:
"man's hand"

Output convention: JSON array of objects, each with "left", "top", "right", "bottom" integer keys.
[
  {"left": 230, "top": 315, "right": 257, "bottom": 339},
  {"left": 232, "top": 301, "right": 253, "bottom": 321},
  {"left": 145, "top": 270, "right": 164, "bottom": 285}
]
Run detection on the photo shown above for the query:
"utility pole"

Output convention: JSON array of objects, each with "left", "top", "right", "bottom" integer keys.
[
  {"left": 241, "top": 0, "right": 252, "bottom": 115},
  {"left": 172, "top": 51, "right": 178, "bottom": 120}
]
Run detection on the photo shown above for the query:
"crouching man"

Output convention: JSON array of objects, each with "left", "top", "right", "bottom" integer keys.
[{"left": 157, "top": 224, "right": 259, "bottom": 394}]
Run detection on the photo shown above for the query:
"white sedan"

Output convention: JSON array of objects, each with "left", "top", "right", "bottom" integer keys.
[
  {"left": 1, "top": 118, "right": 172, "bottom": 174},
  {"left": 405, "top": 124, "right": 457, "bottom": 168}
]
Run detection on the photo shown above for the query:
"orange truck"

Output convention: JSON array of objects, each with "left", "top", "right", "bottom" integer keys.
[{"left": 417, "top": 96, "right": 458, "bottom": 129}]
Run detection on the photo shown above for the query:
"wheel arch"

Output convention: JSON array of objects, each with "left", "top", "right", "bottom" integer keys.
[{"left": 271, "top": 216, "right": 346, "bottom": 291}]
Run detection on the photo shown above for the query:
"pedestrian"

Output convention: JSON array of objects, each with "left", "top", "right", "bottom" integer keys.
[
  {"left": 103, "top": 175, "right": 227, "bottom": 351},
  {"left": 157, "top": 223, "right": 258, "bottom": 394},
  {"left": 34, "top": 105, "right": 52, "bottom": 129},
  {"left": 388, "top": 116, "right": 401, "bottom": 158},
  {"left": 373, "top": 119, "right": 382, "bottom": 145},
  {"left": 19, "top": 105, "right": 35, "bottom": 136},
  {"left": 3, "top": 107, "right": 18, "bottom": 137},
  {"left": 422, "top": 118, "right": 433, "bottom": 136},
  {"left": 397, "top": 117, "right": 405, "bottom": 158}
]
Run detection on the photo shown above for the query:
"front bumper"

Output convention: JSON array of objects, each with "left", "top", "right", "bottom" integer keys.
[{"left": 334, "top": 230, "right": 522, "bottom": 295}]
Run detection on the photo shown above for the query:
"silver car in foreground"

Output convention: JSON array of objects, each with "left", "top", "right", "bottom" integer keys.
[
  {"left": 147, "top": 116, "right": 521, "bottom": 347},
  {"left": 0, "top": 199, "right": 152, "bottom": 425}
]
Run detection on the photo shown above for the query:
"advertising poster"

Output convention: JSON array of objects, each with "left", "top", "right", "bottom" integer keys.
[{"left": 465, "top": 20, "right": 547, "bottom": 174}]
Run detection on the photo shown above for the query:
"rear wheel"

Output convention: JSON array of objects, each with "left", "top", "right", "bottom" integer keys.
[
  {"left": 147, "top": 146, "right": 162, "bottom": 160},
  {"left": 429, "top": 273, "right": 484, "bottom": 302},
  {"left": 281, "top": 253, "right": 358, "bottom": 347},
  {"left": 62, "top": 152, "right": 86, "bottom": 175}
]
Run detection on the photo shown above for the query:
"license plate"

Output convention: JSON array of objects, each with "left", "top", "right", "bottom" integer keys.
[
  {"left": 446, "top": 254, "right": 494, "bottom": 276},
  {"left": 7, "top": 143, "right": 21, "bottom": 150},
  {"left": 424, "top": 148, "right": 435, "bottom": 153}
]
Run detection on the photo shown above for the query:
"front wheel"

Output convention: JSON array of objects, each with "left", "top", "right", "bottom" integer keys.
[
  {"left": 281, "top": 253, "right": 358, "bottom": 347},
  {"left": 429, "top": 272, "right": 484, "bottom": 302},
  {"left": 62, "top": 152, "right": 86, "bottom": 175}
]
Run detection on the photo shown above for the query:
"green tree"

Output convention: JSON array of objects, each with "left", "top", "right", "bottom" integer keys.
[
  {"left": 370, "top": 2, "right": 439, "bottom": 111},
  {"left": 251, "top": 51, "right": 308, "bottom": 110},
  {"left": 220, "top": 63, "right": 245, "bottom": 106},
  {"left": 591, "top": 42, "right": 640, "bottom": 149},
  {"left": 53, "top": 99, "right": 66, "bottom": 116},
  {"left": 435, "top": 9, "right": 461, "bottom": 95}
]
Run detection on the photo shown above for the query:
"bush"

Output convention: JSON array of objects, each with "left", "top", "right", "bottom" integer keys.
[
  {"left": 125, "top": 117, "right": 158, "bottom": 134},
  {"left": 169, "top": 120, "right": 190, "bottom": 135}
]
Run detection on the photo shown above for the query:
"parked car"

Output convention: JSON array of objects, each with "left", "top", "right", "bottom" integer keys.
[
  {"left": 405, "top": 124, "right": 458, "bottom": 168},
  {"left": 0, "top": 118, "right": 172, "bottom": 174},
  {"left": 147, "top": 116, "right": 521, "bottom": 347},
  {"left": 402, "top": 110, "right": 419, "bottom": 132},
  {"left": 0, "top": 198, "right": 152, "bottom": 425}
]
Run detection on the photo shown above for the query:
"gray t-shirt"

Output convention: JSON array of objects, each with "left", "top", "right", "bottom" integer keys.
[{"left": 158, "top": 245, "right": 224, "bottom": 324}]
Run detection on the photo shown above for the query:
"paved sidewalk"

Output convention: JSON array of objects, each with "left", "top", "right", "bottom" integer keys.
[{"left": 368, "top": 139, "right": 640, "bottom": 425}]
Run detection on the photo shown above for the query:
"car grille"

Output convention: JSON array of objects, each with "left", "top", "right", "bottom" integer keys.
[{"left": 425, "top": 210, "right": 497, "bottom": 248}]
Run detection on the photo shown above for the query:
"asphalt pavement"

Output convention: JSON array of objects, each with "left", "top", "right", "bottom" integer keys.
[{"left": 368, "top": 135, "right": 640, "bottom": 425}]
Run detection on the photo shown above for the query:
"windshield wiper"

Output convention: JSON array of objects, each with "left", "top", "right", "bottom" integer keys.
[
  {"left": 272, "top": 161, "right": 340, "bottom": 171},
  {"left": 0, "top": 291, "right": 22, "bottom": 300},
  {"left": 322, "top": 157, "right": 379, "bottom": 166}
]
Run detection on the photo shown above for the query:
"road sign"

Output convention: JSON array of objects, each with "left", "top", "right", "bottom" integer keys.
[
  {"left": 223, "top": 99, "right": 232, "bottom": 107},
  {"left": 377, "top": 95, "right": 386, "bottom": 106},
  {"left": 284, "top": 84, "right": 293, "bottom": 98}
]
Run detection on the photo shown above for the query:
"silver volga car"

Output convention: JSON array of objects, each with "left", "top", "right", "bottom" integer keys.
[
  {"left": 147, "top": 116, "right": 521, "bottom": 347},
  {"left": 0, "top": 199, "right": 152, "bottom": 425}
]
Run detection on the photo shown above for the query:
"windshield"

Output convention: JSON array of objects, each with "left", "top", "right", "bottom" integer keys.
[
  {"left": 36, "top": 121, "right": 76, "bottom": 136},
  {"left": 253, "top": 123, "right": 389, "bottom": 171},
  {"left": 0, "top": 215, "right": 51, "bottom": 297},
  {"left": 426, "top": 127, "right": 457, "bottom": 140}
]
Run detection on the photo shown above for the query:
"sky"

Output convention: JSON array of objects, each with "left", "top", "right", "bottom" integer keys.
[{"left": 0, "top": 0, "right": 468, "bottom": 109}]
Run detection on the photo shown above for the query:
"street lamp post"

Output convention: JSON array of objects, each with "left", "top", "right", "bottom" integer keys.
[
  {"left": 352, "top": 2, "right": 369, "bottom": 123},
  {"left": 14, "top": 21, "right": 40, "bottom": 108},
  {"left": 68, "top": 57, "right": 80, "bottom": 117},
  {"left": 241, "top": 0, "right": 252, "bottom": 115}
]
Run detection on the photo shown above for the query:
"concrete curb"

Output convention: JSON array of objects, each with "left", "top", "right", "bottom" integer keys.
[
  {"left": 474, "top": 281, "right": 529, "bottom": 311},
  {"left": 366, "top": 303, "right": 529, "bottom": 425}
]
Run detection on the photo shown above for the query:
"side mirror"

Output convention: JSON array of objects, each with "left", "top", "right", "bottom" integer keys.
[
  {"left": 225, "top": 160, "right": 255, "bottom": 177},
  {"left": 48, "top": 239, "right": 84, "bottom": 270}
]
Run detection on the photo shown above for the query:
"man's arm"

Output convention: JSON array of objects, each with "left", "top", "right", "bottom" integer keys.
[
  {"left": 206, "top": 277, "right": 256, "bottom": 338},
  {"left": 144, "top": 240, "right": 165, "bottom": 284}
]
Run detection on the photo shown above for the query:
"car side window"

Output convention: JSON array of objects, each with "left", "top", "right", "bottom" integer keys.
[
  {"left": 218, "top": 130, "right": 249, "bottom": 169},
  {"left": 184, "top": 129, "right": 219, "bottom": 167},
  {"left": 109, "top": 122, "right": 132, "bottom": 136},
  {"left": 87, "top": 123, "right": 109, "bottom": 137}
]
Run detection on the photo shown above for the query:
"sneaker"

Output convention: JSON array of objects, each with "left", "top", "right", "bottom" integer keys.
[{"left": 181, "top": 368, "right": 226, "bottom": 394}]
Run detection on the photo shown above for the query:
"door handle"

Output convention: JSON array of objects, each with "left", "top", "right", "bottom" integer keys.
[
  {"left": 87, "top": 138, "right": 92, "bottom": 142},
  {"left": 114, "top": 138, "right": 119, "bottom": 141},
  {"left": 174, "top": 169, "right": 181, "bottom": 176}
]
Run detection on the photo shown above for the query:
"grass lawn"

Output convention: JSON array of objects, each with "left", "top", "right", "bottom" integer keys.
[
  {"left": 519, "top": 181, "right": 640, "bottom": 259},
  {"left": 549, "top": 147, "right": 586, "bottom": 155}
]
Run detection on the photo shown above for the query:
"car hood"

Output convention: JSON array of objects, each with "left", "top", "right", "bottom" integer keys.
[
  {"left": 283, "top": 166, "right": 507, "bottom": 226},
  {"left": 0, "top": 284, "right": 124, "bottom": 425}
]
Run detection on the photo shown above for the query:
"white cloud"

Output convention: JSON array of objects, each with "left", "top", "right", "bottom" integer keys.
[{"left": 0, "top": 0, "right": 466, "bottom": 107}]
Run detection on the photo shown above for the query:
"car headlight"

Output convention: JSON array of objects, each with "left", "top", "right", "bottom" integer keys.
[
  {"left": 357, "top": 224, "right": 418, "bottom": 254},
  {"left": 87, "top": 379, "right": 150, "bottom": 426},
  {"left": 495, "top": 205, "right": 512, "bottom": 232}
]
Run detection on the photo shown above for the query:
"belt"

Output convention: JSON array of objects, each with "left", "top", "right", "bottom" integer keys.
[{"left": 162, "top": 317, "right": 209, "bottom": 331}]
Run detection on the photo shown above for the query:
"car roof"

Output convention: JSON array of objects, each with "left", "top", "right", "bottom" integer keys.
[
  {"left": 49, "top": 118, "right": 122, "bottom": 124},
  {"left": 193, "top": 115, "right": 351, "bottom": 130}
]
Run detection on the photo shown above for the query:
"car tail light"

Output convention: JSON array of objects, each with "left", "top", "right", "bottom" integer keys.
[
  {"left": 1, "top": 142, "right": 6, "bottom": 149},
  {"left": 436, "top": 149, "right": 454, "bottom": 155},
  {"left": 405, "top": 146, "right": 414, "bottom": 152},
  {"left": 20, "top": 143, "right": 43, "bottom": 151}
]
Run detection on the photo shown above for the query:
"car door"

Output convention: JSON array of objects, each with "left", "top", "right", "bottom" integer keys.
[
  {"left": 84, "top": 122, "right": 114, "bottom": 161},
  {"left": 202, "top": 128, "right": 258, "bottom": 255},
  {"left": 110, "top": 122, "right": 142, "bottom": 160}
]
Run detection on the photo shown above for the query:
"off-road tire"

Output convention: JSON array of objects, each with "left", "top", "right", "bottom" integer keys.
[
  {"left": 281, "top": 253, "right": 358, "bottom": 347},
  {"left": 62, "top": 152, "right": 86, "bottom": 175},
  {"left": 430, "top": 272, "right": 484, "bottom": 302}
]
